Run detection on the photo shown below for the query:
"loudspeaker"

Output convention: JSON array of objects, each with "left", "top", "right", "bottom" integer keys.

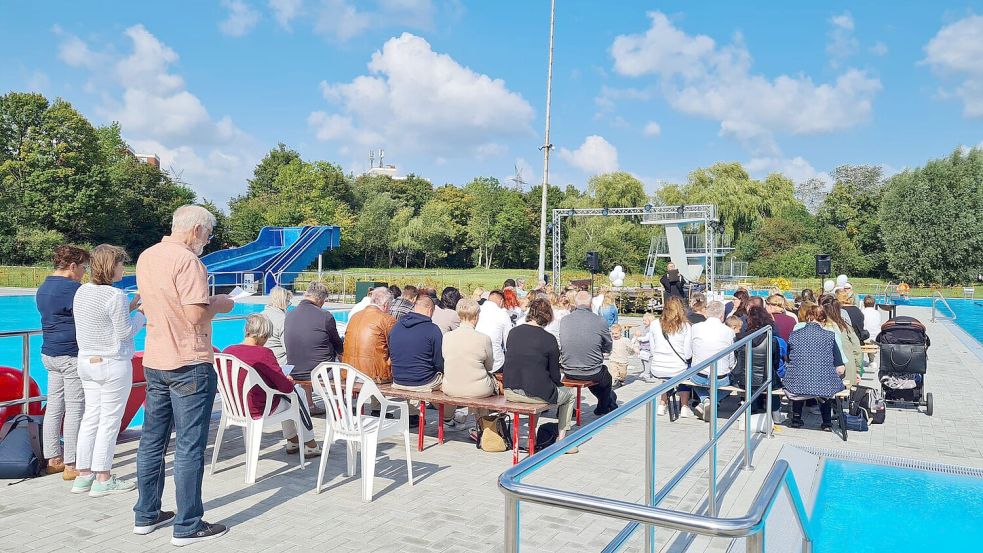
[
  {"left": 816, "top": 254, "right": 832, "bottom": 276},
  {"left": 585, "top": 251, "right": 600, "bottom": 273}
]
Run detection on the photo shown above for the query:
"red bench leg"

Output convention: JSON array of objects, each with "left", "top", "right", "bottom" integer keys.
[
  {"left": 438, "top": 404, "right": 445, "bottom": 444},
  {"left": 512, "top": 412, "right": 520, "bottom": 465},
  {"left": 418, "top": 401, "right": 426, "bottom": 452},
  {"left": 528, "top": 413, "right": 537, "bottom": 456},
  {"left": 576, "top": 386, "right": 582, "bottom": 426}
]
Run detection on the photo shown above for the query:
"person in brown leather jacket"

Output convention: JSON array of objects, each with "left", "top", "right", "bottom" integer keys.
[{"left": 342, "top": 287, "right": 396, "bottom": 383}]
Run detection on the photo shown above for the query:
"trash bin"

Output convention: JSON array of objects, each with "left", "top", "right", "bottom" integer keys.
[{"left": 355, "top": 281, "right": 387, "bottom": 303}]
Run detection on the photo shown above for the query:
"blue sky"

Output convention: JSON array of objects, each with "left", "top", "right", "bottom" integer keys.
[{"left": 2, "top": 1, "right": 981, "bottom": 207}]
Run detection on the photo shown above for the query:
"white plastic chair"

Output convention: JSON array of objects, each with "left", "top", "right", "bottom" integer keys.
[
  {"left": 212, "top": 354, "right": 306, "bottom": 484},
  {"left": 311, "top": 362, "right": 413, "bottom": 501}
]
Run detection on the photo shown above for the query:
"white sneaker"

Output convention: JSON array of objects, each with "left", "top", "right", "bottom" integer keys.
[
  {"left": 657, "top": 404, "right": 667, "bottom": 416},
  {"left": 680, "top": 406, "right": 692, "bottom": 418},
  {"left": 693, "top": 400, "right": 707, "bottom": 420},
  {"left": 453, "top": 408, "right": 469, "bottom": 424}
]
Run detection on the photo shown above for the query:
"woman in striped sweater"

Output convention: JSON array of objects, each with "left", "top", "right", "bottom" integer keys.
[{"left": 71, "top": 244, "right": 146, "bottom": 496}]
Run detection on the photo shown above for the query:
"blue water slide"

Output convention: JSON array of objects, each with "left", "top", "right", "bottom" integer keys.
[{"left": 116, "top": 226, "right": 340, "bottom": 292}]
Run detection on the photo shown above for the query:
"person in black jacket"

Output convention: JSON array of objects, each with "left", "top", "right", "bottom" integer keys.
[
  {"left": 661, "top": 262, "right": 688, "bottom": 300},
  {"left": 503, "top": 298, "right": 577, "bottom": 450},
  {"left": 730, "top": 306, "right": 784, "bottom": 414}
]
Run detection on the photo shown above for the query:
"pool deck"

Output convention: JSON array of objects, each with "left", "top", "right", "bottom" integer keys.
[{"left": 2, "top": 305, "right": 981, "bottom": 552}]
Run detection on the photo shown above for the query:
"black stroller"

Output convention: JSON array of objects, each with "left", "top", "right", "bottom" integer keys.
[{"left": 875, "top": 316, "right": 933, "bottom": 415}]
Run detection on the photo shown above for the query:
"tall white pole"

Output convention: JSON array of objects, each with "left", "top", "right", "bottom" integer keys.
[{"left": 537, "top": 0, "right": 556, "bottom": 285}]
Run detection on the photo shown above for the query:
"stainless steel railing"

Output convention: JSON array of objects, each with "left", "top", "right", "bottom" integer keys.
[
  {"left": 931, "top": 290, "right": 957, "bottom": 322},
  {"left": 0, "top": 315, "right": 254, "bottom": 413},
  {"left": 499, "top": 325, "right": 815, "bottom": 553}
]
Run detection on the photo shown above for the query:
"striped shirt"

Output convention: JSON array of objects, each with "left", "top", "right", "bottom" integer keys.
[{"left": 72, "top": 283, "right": 146, "bottom": 360}]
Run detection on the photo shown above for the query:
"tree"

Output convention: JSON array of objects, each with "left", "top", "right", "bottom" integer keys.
[
  {"left": 246, "top": 143, "right": 301, "bottom": 197},
  {"left": 350, "top": 193, "right": 398, "bottom": 266},
  {"left": 818, "top": 164, "right": 886, "bottom": 275},
  {"left": 879, "top": 148, "right": 983, "bottom": 284},
  {"left": 464, "top": 177, "right": 504, "bottom": 268},
  {"left": 795, "top": 177, "right": 829, "bottom": 214},
  {"left": 586, "top": 171, "right": 647, "bottom": 208}
]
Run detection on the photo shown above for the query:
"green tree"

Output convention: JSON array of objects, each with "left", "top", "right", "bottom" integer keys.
[
  {"left": 350, "top": 193, "right": 398, "bottom": 266},
  {"left": 817, "top": 164, "right": 885, "bottom": 276},
  {"left": 879, "top": 148, "right": 983, "bottom": 284},
  {"left": 246, "top": 143, "right": 301, "bottom": 197},
  {"left": 464, "top": 177, "right": 504, "bottom": 268},
  {"left": 586, "top": 171, "right": 647, "bottom": 208}
]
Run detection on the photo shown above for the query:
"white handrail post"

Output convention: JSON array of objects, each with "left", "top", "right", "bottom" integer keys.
[
  {"left": 21, "top": 334, "right": 30, "bottom": 414},
  {"left": 644, "top": 397, "right": 657, "bottom": 552},
  {"left": 744, "top": 340, "right": 753, "bottom": 470},
  {"left": 708, "top": 360, "right": 718, "bottom": 516},
  {"left": 505, "top": 495, "right": 520, "bottom": 553}
]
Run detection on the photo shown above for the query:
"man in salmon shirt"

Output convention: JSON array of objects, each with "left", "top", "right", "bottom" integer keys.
[{"left": 132, "top": 205, "right": 233, "bottom": 547}]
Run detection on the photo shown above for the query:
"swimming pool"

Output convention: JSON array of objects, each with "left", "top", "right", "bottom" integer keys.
[
  {"left": 0, "top": 294, "right": 350, "bottom": 427},
  {"left": 811, "top": 458, "right": 983, "bottom": 552}
]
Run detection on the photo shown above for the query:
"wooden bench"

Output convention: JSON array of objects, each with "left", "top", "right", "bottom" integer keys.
[
  {"left": 680, "top": 380, "right": 852, "bottom": 441},
  {"left": 493, "top": 372, "right": 599, "bottom": 426},
  {"left": 377, "top": 384, "right": 549, "bottom": 465}
]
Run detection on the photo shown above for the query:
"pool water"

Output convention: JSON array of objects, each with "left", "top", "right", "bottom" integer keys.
[
  {"left": 811, "top": 459, "right": 983, "bottom": 552},
  {"left": 0, "top": 295, "right": 349, "bottom": 428}
]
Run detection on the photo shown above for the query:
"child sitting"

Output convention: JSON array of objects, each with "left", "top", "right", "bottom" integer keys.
[
  {"left": 631, "top": 314, "right": 655, "bottom": 382},
  {"left": 725, "top": 315, "right": 743, "bottom": 334},
  {"left": 607, "top": 323, "right": 634, "bottom": 388}
]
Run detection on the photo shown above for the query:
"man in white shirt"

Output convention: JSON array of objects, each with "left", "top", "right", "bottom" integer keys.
[
  {"left": 689, "top": 300, "right": 737, "bottom": 419},
  {"left": 474, "top": 290, "right": 512, "bottom": 372}
]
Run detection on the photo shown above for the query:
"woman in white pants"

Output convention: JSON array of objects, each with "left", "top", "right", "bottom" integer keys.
[{"left": 71, "top": 245, "right": 145, "bottom": 496}]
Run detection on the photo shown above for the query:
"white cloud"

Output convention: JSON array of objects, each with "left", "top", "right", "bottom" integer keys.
[
  {"left": 57, "top": 34, "right": 107, "bottom": 69},
  {"left": 870, "top": 41, "right": 889, "bottom": 56},
  {"left": 309, "top": 32, "right": 534, "bottom": 159},
  {"left": 269, "top": 0, "right": 302, "bottom": 29},
  {"left": 610, "top": 11, "right": 881, "bottom": 155},
  {"left": 219, "top": 0, "right": 260, "bottom": 36},
  {"left": 923, "top": 15, "right": 983, "bottom": 117},
  {"left": 313, "top": 0, "right": 433, "bottom": 41},
  {"left": 559, "top": 135, "right": 619, "bottom": 175},
  {"left": 746, "top": 156, "right": 831, "bottom": 185},
  {"left": 56, "top": 25, "right": 257, "bottom": 203},
  {"left": 827, "top": 11, "right": 859, "bottom": 67},
  {"left": 25, "top": 71, "right": 49, "bottom": 91},
  {"left": 643, "top": 121, "right": 661, "bottom": 136}
]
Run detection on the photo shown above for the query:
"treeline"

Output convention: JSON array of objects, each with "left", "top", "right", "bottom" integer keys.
[{"left": 2, "top": 91, "right": 981, "bottom": 285}]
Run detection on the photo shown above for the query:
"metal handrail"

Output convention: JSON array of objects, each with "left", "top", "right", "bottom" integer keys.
[
  {"left": 499, "top": 325, "right": 815, "bottom": 553},
  {"left": 0, "top": 314, "right": 254, "bottom": 413},
  {"left": 931, "top": 290, "right": 957, "bottom": 322}
]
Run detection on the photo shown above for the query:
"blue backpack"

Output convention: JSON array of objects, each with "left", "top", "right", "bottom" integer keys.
[{"left": 775, "top": 336, "right": 788, "bottom": 378}]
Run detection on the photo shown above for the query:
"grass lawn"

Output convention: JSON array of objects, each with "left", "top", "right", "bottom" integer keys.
[{"left": 3, "top": 264, "right": 978, "bottom": 300}]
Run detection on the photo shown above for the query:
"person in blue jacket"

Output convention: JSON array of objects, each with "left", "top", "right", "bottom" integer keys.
[{"left": 388, "top": 295, "right": 451, "bottom": 425}]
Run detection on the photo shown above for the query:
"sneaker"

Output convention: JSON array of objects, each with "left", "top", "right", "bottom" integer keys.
[
  {"left": 62, "top": 466, "right": 80, "bottom": 481},
  {"left": 444, "top": 420, "right": 467, "bottom": 431},
  {"left": 788, "top": 417, "right": 805, "bottom": 429},
  {"left": 679, "top": 406, "right": 692, "bottom": 418},
  {"left": 133, "top": 510, "right": 176, "bottom": 535},
  {"left": 453, "top": 408, "right": 469, "bottom": 424},
  {"left": 304, "top": 444, "right": 322, "bottom": 457},
  {"left": 821, "top": 423, "right": 833, "bottom": 432},
  {"left": 656, "top": 404, "right": 667, "bottom": 416},
  {"left": 89, "top": 475, "right": 136, "bottom": 497},
  {"left": 692, "top": 400, "right": 707, "bottom": 420},
  {"left": 71, "top": 474, "right": 95, "bottom": 494},
  {"left": 171, "top": 522, "right": 228, "bottom": 547}
]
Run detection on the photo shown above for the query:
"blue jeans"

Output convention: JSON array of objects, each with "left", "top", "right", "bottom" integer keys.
[
  {"left": 134, "top": 363, "right": 217, "bottom": 537},
  {"left": 689, "top": 373, "right": 730, "bottom": 403}
]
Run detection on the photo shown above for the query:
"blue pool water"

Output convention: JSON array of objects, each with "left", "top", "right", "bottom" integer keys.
[
  {"left": 0, "top": 295, "right": 349, "bottom": 427},
  {"left": 811, "top": 459, "right": 983, "bottom": 552}
]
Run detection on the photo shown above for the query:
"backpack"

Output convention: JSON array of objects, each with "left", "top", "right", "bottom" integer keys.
[
  {"left": 476, "top": 415, "right": 513, "bottom": 452},
  {"left": 849, "top": 386, "right": 886, "bottom": 424},
  {"left": 0, "top": 415, "right": 45, "bottom": 480},
  {"left": 535, "top": 422, "right": 559, "bottom": 450},
  {"left": 775, "top": 336, "right": 788, "bottom": 379}
]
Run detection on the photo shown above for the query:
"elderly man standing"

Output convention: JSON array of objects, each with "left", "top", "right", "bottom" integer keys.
[
  {"left": 342, "top": 287, "right": 396, "bottom": 383},
  {"left": 559, "top": 291, "right": 618, "bottom": 416},
  {"left": 284, "top": 281, "right": 344, "bottom": 383},
  {"left": 133, "top": 205, "right": 233, "bottom": 546},
  {"left": 474, "top": 290, "right": 513, "bottom": 373}
]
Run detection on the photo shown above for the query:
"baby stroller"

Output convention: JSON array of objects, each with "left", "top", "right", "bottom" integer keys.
[{"left": 875, "top": 316, "right": 933, "bottom": 416}]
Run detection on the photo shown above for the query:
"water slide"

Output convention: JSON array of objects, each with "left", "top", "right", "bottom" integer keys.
[{"left": 116, "top": 225, "right": 341, "bottom": 292}]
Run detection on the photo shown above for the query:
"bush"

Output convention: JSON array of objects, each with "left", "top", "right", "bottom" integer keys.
[{"left": 4, "top": 228, "right": 67, "bottom": 265}]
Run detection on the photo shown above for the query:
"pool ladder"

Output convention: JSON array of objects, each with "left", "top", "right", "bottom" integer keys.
[{"left": 931, "top": 290, "right": 957, "bottom": 322}]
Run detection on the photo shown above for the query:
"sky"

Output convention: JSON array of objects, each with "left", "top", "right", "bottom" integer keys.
[{"left": 1, "top": 1, "right": 982, "bottom": 207}]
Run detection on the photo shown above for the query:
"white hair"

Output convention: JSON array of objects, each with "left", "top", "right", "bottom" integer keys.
[
  {"left": 369, "top": 286, "right": 392, "bottom": 307},
  {"left": 575, "top": 290, "right": 592, "bottom": 307},
  {"left": 244, "top": 313, "right": 273, "bottom": 340},
  {"left": 268, "top": 286, "right": 292, "bottom": 311},
  {"left": 171, "top": 205, "right": 217, "bottom": 234},
  {"left": 706, "top": 301, "right": 725, "bottom": 319}
]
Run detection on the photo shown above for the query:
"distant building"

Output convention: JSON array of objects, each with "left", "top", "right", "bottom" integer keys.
[
  {"left": 362, "top": 148, "right": 408, "bottom": 180},
  {"left": 124, "top": 147, "right": 161, "bottom": 168}
]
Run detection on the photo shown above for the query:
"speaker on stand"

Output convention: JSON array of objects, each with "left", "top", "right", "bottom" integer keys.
[
  {"left": 816, "top": 254, "right": 831, "bottom": 292},
  {"left": 586, "top": 251, "right": 600, "bottom": 297}
]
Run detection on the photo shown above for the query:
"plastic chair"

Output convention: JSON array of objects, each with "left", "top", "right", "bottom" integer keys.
[
  {"left": 311, "top": 362, "right": 413, "bottom": 501},
  {"left": 212, "top": 354, "right": 306, "bottom": 484}
]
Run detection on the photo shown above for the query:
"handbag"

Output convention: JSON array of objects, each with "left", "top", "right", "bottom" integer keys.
[
  {"left": 476, "top": 415, "right": 513, "bottom": 453},
  {"left": 666, "top": 389, "right": 681, "bottom": 422},
  {"left": 0, "top": 415, "right": 45, "bottom": 480},
  {"left": 879, "top": 344, "right": 928, "bottom": 374}
]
